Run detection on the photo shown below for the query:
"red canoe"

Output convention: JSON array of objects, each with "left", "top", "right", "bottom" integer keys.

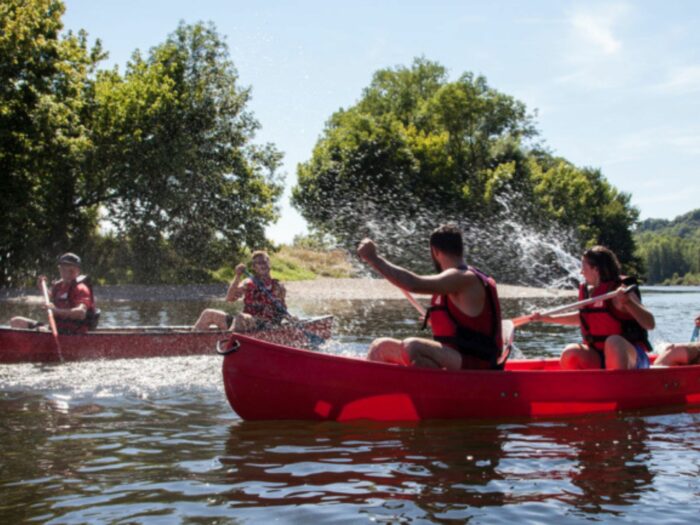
[
  {"left": 0, "top": 316, "right": 332, "bottom": 363},
  {"left": 221, "top": 334, "right": 700, "bottom": 421}
]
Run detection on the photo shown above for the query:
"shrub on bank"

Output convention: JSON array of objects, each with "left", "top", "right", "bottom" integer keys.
[{"left": 212, "top": 246, "right": 358, "bottom": 282}]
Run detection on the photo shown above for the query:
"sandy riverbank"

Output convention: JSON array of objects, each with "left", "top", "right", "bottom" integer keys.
[{"left": 0, "top": 278, "right": 575, "bottom": 304}]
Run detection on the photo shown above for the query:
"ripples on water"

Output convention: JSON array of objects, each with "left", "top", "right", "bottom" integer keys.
[{"left": 1, "top": 289, "right": 700, "bottom": 523}]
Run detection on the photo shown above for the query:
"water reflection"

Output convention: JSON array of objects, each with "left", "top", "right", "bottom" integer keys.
[
  {"left": 216, "top": 414, "right": 664, "bottom": 521},
  {"left": 2, "top": 391, "right": 700, "bottom": 523},
  {"left": 2, "top": 289, "right": 700, "bottom": 523},
  {"left": 512, "top": 415, "right": 653, "bottom": 515},
  {"left": 220, "top": 419, "right": 507, "bottom": 519}
]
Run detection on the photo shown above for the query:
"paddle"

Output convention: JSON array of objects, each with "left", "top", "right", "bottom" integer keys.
[
  {"left": 511, "top": 285, "right": 638, "bottom": 328},
  {"left": 399, "top": 287, "right": 426, "bottom": 316},
  {"left": 40, "top": 277, "right": 64, "bottom": 363},
  {"left": 243, "top": 269, "right": 326, "bottom": 347}
]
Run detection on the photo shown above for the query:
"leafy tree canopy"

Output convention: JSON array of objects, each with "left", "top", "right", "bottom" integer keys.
[
  {"left": 88, "top": 21, "right": 283, "bottom": 282},
  {"left": 1, "top": 0, "right": 104, "bottom": 285},
  {"left": 635, "top": 208, "right": 700, "bottom": 284},
  {"left": 292, "top": 58, "right": 640, "bottom": 283},
  {"left": 0, "top": 1, "right": 283, "bottom": 285}
]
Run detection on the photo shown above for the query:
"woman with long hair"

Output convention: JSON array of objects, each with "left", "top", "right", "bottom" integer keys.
[{"left": 530, "top": 246, "right": 655, "bottom": 370}]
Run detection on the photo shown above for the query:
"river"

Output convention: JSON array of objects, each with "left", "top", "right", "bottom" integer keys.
[{"left": 1, "top": 287, "right": 699, "bottom": 523}]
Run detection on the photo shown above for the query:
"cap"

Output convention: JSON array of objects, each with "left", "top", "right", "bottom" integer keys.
[{"left": 57, "top": 252, "right": 81, "bottom": 267}]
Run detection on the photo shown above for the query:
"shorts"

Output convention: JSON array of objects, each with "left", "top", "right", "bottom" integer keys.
[
  {"left": 595, "top": 343, "right": 650, "bottom": 369},
  {"left": 459, "top": 354, "right": 494, "bottom": 370},
  {"left": 634, "top": 343, "right": 650, "bottom": 369},
  {"left": 227, "top": 313, "right": 283, "bottom": 332},
  {"left": 253, "top": 318, "right": 283, "bottom": 332},
  {"left": 445, "top": 342, "right": 495, "bottom": 370}
]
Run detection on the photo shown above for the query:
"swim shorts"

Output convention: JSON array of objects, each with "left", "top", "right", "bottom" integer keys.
[{"left": 634, "top": 343, "right": 650, "bottom": 369}]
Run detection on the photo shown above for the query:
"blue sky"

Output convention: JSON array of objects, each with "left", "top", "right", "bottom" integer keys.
[{"left": 63, "top": 0, "right": 700, "bottom": 243}]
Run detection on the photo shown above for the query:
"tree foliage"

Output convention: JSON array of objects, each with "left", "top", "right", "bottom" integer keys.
[
  {"left": 0, "top": 2, "right": 282, "bottom": 285},
  {"left": 0, "top": 0, "right": 104, "bottom": 285},
  {"left": 530, "top": 157, "right": 640, "bottom": 273},
  {"left": 635, "top": 209, "right": 700, "bottom": 284},
  {"left": 292, "top": 58, "right": 640, "bottom": 283},
  {"left": 87, "top": 22, "right": 283, "bottom": 282}
]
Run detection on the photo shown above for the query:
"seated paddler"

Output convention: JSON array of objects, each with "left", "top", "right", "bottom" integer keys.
[
  {"left": 193, "top": 250, "right": 287, "bottom": 332},
  {"left": 357, "top": 224, "right": 504, "bottom": 370},
  {"left": 654, "top": 313, "right": 700, "bottom": 367},
  {"left": 10, "top": 252, "right": 99, "bottom": 334},
  {"left": 529, "top": 245, "right": 655, "bottom": 370}
]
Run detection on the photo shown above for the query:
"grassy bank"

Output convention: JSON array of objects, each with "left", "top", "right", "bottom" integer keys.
[{"left": 211, "top": 246, "right": 358, "bottom": 282}]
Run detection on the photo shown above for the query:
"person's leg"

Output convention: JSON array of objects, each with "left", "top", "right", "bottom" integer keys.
[
  {"left": 10, "top": 316, "right": 39, "bottom": 329},
  {"left": 603, "top": 335, "right": 638, "bottom": 370},
  {"left": 688, "top": 344, "right": 700, "bottom": 364},
  {"left": 193, "top": 309, "right": 229, "bottom": 331},
  {"left": 654, "top": 343, "right": 700, "bottom": 367},
  {"left": 560, "top": 343, "right": 603, "bottom": 369},
  {"left": 403, "top": 337, "right": 463, "bottom": 370},
  {"left": 232, "top": 313, "right": 258, "bottom": 333},
  {"left": 367, "top": 337, "right": 410, "bottom": 365}
]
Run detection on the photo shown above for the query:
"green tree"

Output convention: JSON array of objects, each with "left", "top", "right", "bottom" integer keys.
[
  {"left": 292, "top": 58, "right": 640, "bottom": 282},
  {"left": 292, "top": 58, "right": 540, "bottom": 273},
  {"left": 1, "top": 7, "right": 283, "bottom": 285},
  {"left": 530, "top": 158, "right": 640, "bottom": 273},
  {"left": 0, "top": 0, "right": 104, "bottom": 285},
  {"left": 85, "top": 22, "right": 283, "bottom": 282},
  {"left": 634, "top": 209, "right": 700, "bottom": 283}
]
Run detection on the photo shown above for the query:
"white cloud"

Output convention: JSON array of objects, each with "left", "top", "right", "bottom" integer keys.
[
  {"left": 653, "top": 64, "right": 700, "bottom": 94},
  {"left": 555, "top": 3, "right": 631, "bottom": 89},
  {"left": 615, "top": 126, "right": 700, "bottom": 157},
  {"left": 634, "top": 188, "right": 699, "bottom": 206},
  {"left": 571, "top": 10, "right": 623, "bottom": 55}
]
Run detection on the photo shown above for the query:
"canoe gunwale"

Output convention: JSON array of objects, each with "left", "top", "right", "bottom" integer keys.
[{"left": 0, "top": 315, "right": 333, "bottom": 363}]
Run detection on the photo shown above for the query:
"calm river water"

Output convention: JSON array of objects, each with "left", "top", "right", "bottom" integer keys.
[{"left": 1, "top": 287, "right": 700, "bottom": 524}]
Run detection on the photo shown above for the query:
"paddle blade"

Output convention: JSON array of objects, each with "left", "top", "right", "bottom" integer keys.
[
  {"left": 511, "top": 315, "right": 532, "bottom": 328},
  {"left": 502, "top": 320, "right": 515, "bottom": 348},
  {"left": 40, "top": 278, "right": 64, "bottom": 362},
  {"left": 497, "top": 320, "right": 515, "bottom": 367}
]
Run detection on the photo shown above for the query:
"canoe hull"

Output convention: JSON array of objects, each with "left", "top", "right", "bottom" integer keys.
[
  {"left": 0, "top": 316, "right": 333, "bottom": 363},
  {"left": 222, "top": 334, "right": 700, "bottom": 421}
]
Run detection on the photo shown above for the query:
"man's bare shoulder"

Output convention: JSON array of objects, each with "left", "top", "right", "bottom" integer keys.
[
  {"left": 459, "top": 268, "right": 482, "bottom": 285},
  {"left": 457, "top": 269, "right": 487, "bottom": 299},
  {"left": 437, "top": 268, "right": 475, "bottom": 293}
]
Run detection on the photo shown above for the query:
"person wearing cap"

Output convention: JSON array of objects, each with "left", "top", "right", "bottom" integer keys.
[{"left": 10, "top": 253, "right": 99, "bottom": 334}]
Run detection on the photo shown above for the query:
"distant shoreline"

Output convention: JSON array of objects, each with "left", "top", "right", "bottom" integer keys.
[{"left": 0, "top": 278, "right": 575, "bottom": 304}]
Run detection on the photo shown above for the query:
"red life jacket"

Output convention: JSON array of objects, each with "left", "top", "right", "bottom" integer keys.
[
  {"left": 243, "top": 278, "right": 286, "bottom": 321},
  {"left": 51, "top": 275, "right": 100, "bottom": 334},
  {"left": 422, "top": 265, "right": 503, "bottom": 369},
  {"left": 578, "top": 276, "right": 650, "bottom": 352}
]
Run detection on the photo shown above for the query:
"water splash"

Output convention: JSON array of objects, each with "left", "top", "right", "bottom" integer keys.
[
  {"left": 0, "top": 356, "right": 222, "bottom": 402},
  {"left": 324, "top": 190, "right": 582, "bottom": 289}
]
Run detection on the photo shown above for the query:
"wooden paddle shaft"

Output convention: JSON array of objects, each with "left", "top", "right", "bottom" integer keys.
[
  {"left": 400, "top": 288, "right": 426, "bottom": 317},
  {"left": 40, "top": 278, "right": 64, "bottom": 362},
  {"left": 512, "top": 285, "right": 637, "bottom": 327}
]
